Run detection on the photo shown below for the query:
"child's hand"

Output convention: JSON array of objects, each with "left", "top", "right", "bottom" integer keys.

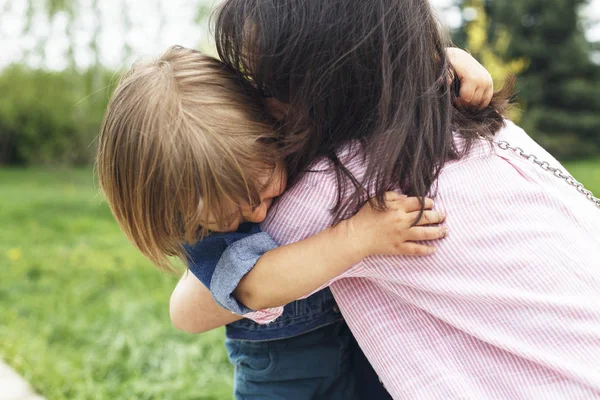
[
  {"left": 446, "top": 47, "right": 494, "bottom": 110},
  {"left": 346, "top": 192, "right": 447, "bottom": 258}
]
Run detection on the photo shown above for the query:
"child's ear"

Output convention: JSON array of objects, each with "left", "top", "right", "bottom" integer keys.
[{"left": 264, "top": 98, "right": 290, "bottom": 121}]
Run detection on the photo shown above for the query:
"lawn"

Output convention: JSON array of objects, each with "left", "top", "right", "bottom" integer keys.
[
  {"left": 0, "top": 169, "right": 233, "bottom": 400},
  {"left": 563, "top": 159, "right": 600, "bottom": 195},
  {"left": 1, "top": 162, "right": 598, "bottom": 400}
]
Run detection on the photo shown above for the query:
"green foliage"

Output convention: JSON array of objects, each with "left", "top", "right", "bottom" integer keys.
[
  {"left": 0, "top": 169, "right": 233, "bottom": 399},
  {"left": 0, "top": 66, "right": 116, "bottom": 165},
  {"left": 459, "top": 0, "right": 529, "bottom": 122},
  {"left": 486, "top": 0, "right": 600, "bottom": 159},
  {"left": 0, "top": 0, "right": 213, "bottom": 167}
]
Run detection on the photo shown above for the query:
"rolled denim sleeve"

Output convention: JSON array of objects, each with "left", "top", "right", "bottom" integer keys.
[{"left": 210, "top": 232, "right": 279, "bottom": 317}]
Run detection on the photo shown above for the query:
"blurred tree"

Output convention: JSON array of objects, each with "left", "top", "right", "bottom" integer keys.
[
  {"left": 0, "top": 0, "right": 210, "bottom": 165},
  {"left": 0, "top": 0, "right": 111, "bottom": 165},
  {"left": 0, "top": 65, "right": 115, "bottom": 165},
  {"left": 459, "top": 0, "right": 529, "bottom": 121},
  {"left": 487, "top": 0, "right": 600, "bottom": 159}
]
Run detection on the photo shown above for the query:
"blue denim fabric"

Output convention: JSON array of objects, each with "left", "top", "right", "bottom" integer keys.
[
  {"left": 211, "top": 231, "right": 279, "bottom": 315},
  {"left": 185, "top": 223, "right": 342, "bottom": 341},
  {"left": 350, "top": 330, "right": 394, "bottom": 400},
  {"left": 225, "top": 287, "right": 342, "bottom": 341},
  {"left": 185, "top": 223, "right": 264, "bottom": 292},
  {"left": 226, "top": 320, "right": 360, "bottom": 400},
  {"left": 227, "top": 321, "right": 393, "bottom": 400},
  {"left": 185, "top": 224, "right": 391, "bottom": 399}
]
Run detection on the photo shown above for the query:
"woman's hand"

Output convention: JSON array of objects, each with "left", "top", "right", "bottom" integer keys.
[
  {"left": 446, "top": 47, "right": 494, "bottom": 110},
  {"left": 346, "top": 192, "right": 447, "bottom": 258}
]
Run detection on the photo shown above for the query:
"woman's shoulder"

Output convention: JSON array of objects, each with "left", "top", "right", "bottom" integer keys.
[
  {"left": 439, "top": 120, "right": 598, "bottom": 220},
  {"left": 262, "top": 159, "right": 338, "bottom": 244},
  {"left": 445, "top": 120, "right": 557, "bottom": 171},
  {"left": 262, "top": 145, "right": 364, "bottom": 244}
]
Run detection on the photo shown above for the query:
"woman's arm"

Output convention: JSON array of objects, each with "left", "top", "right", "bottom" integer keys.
[
  {"left": 170, "top": 272, "right": 242, "bottom": 333},
  {"left": 234, "top": 194, "right": 447, "bottom": 310}
]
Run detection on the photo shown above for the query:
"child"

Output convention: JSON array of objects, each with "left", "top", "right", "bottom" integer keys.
[{"left": 97, "top": 46, "right": 488, "bottom": 399}]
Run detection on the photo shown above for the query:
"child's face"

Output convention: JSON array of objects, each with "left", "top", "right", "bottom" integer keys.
[{"left": 202, "top": 163, "right": 288, "bottom": 232}]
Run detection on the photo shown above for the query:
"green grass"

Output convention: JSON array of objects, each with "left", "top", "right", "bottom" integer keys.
[
  {"left": 563, "top": 160, "right": 600, "bottom": 195},
  {"left": 1, "top": 162, "right": 598, "bottom": 399},
  {"left": 0, "top": 169, "right": 233, "bottom": 400}
]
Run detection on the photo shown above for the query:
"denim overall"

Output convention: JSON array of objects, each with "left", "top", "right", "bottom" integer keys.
[{"left": 186, "top": 224, "right": 391, "bottom": 399}]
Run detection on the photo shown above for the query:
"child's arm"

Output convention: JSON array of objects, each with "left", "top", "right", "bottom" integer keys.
[
  {"left": 234, "top": 193, "right": 447, "bottom": 311},
  {"left": 446, "top": 47, "right": 494, "bottom": 110},
  {"left": 170, "top": 272, "right": 242, "bottom": 333}
]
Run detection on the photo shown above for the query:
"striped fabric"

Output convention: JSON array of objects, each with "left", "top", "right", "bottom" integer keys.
[{"left": 257, "top": 121, "right": 600, "bottom": 399}]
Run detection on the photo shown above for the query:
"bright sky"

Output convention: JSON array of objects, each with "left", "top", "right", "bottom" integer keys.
[{"left": 0, "top": 0, "right": 598, "bottom": 70}]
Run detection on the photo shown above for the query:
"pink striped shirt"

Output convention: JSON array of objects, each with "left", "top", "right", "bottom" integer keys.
[{"left": 258, "top": 121, "right": 600, "bottom": 399}]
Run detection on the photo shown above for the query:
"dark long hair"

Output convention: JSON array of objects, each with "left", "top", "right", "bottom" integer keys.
[{"left": 214, "top": 0, "right": 513, "bottom": 221}]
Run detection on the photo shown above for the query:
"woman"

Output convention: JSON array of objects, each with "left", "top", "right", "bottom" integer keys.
[
  {"left": 169, "top": 6, "right": 498, "bottom": 400},
  {"left": 209, "top": 0, "right": 600, "bottom": 398}
]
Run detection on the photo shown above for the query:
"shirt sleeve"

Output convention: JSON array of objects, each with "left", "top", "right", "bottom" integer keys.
[
  {"left": 185, "top": 235, "right": 227, "bottom": 289},
  {"left": 240, "top": 307, "right": 285, "bottom": 324},
  {"left": 210, "top": 232, "right": 280, "bottom": 315}
]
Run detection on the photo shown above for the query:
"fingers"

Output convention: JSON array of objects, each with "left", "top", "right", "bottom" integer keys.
[
  {"left": 406, "top": 226, "right": 448, "bottom": 242},
  {"left": 481, "top": 85, "right": 494, "bottom": 109},
  {"left": 393, "top": 196, "right": 434, "bottom": 212},
  {"left": 396, "top": 243, "right": 437, "bottom": 257},
  {"left": 472, "top": 87, "right": 485, "bottom": 109},
  {"left": 456, "top": 73, "right": 494, "bottom": 110},
  {"left": 446, "top": 47, "right": 493, "bottom": 109},
  {"left": 472, "top": 77, "right": 494, "bottom": 109},
  {"left": 384, "top": 192, "right": 408, "bottom": 202},
  {"left": 457, "top": 81, "right": 476, "bottom": 106},
  {"left": 397, "top": 226, "right": 449, "bottom": 257},
  {"left": 410, "top": 210, "right": 446, "bottom": 226}
]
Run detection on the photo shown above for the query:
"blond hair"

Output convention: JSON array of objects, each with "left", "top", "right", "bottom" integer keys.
[{"left": 97, "top": 46, "right": 280, "bottom": 271}]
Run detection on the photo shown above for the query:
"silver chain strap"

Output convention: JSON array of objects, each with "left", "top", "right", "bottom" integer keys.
[{"left": 492, "top": 140, "right": 600, "bottom": 209}]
